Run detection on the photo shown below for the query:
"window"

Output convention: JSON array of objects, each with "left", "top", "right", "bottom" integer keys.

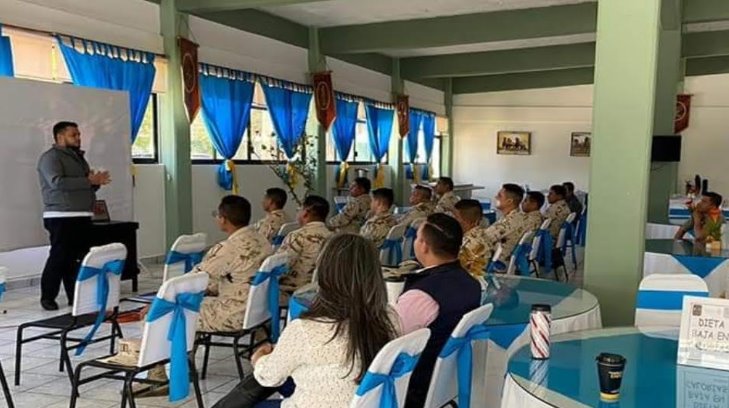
[
  {"left": 431, "top": 135, "right": 442, "bottom": 180},
  {"left": 190, "top": 114, "right": 215, "bottom": 160},
  {"left": 325, "top": 102, "right": 376, "bottom": 164},
  {"left": 131, "top": 95, "right": 158, "bottom": 163}
]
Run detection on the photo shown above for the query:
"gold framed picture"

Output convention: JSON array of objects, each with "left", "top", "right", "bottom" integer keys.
[
  {"left": 570, "top": 132, "right": 591, "bottom": 157},
  {"left": 497, "top": 131, "right": 531, "bottom": 155}
]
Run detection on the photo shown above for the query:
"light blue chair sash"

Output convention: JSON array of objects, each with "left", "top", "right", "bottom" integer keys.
[
  {"left": 146, "top": 290, "right": 205, "bottom": 402},
  {"left": 535, "top": 229, "right": 553, "bottom": 272},
  {"left": 512, "top": 242, "right": 532, "bottom": 276},
  {"left": 381, "top": 238, "right": 403, "bottom": 266},
  {"left": 271, "top": 234, "right": 286, "bottom": 247},
  {"left": 560, "top": 221, "right": 577, "bottom": 267},
  {"left": 75, "top": 259, "right": 125, "bottom": 356},
  {"left": 250, "top": 264, "right": 289, "bottom": 342},
  {"left": 637, "top": 289, "right": 708, "bottom": 310},
  {"left": 576, "top": 211, "right": 587, "bottom": 246},
  {"left": 404, "top": 227, "right": 417, "bottom": 259},
  {"left": 438, "top": 324, "right": 490, "bottom": 408},
  {"left": 355, "top": 352, "right": 421, "bottom": 408},
  {"left": 485, "top": 260, "right": 506, "bottom": 274},
  {"left": 165, "top": 250, "right": 204, "bottom": 274},
  {"left": 288, "top": 296, "right": 308, "bottom": 321},
  {"left": 0, "top": 282, "right": 5, "bottom": 301}
]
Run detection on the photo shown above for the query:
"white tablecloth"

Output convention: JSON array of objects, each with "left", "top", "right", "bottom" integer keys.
[
  {"left": 502, "top": 372, "right": 579, "bottom": 408},
  {"left": 643, "top": 251, "right": 729, "bottom": 297}
]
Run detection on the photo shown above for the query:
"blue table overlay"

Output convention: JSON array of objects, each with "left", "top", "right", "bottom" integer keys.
[{"left": 645, "top": 239, "right": 729, "bottom": 278}]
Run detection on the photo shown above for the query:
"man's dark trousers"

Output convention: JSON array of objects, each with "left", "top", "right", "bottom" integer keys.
[{"left": 41, "top": 217, "right": 92, "bottom": 304}]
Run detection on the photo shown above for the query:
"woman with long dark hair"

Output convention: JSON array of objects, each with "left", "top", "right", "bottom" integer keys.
[{"left": 250, "top": 233, "right": 400, "bottom": 407}]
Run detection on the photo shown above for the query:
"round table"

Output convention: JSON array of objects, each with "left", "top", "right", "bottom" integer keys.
[
  {"left": 644, "top": 239, "right": 729, "bottom": 297},
  {"left": 289, "top": 275, "right": 601, "bottom": 407},
  {"left": 502, "top": 327, "right": 715, "bottom": 408}
]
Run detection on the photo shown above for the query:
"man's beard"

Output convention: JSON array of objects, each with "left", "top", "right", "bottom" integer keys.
[{"left": 68, "top": 145, "right": 82, "bottom": 154}]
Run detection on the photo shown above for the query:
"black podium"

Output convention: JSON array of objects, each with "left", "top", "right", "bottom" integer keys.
[{"left": 89, "top": 221, "right": 140, "bottom": 291}]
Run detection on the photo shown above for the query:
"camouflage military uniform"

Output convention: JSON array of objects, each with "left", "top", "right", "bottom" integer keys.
[
  {"left": 523, "top": 210, "right": 545, "bottom": 233},
  {"left": 327, "top": 194, "right": 371, "bottom": 233},
  {"left": 253, "top": 209, "right": 289, "bottom": 242},
  {"left": 277, "top": 221, "right": 332, "bottom": 293},
  {"left": 545, "top": 199, "right": 571, "bottom": 243},
  {"left": 399, "top": 201, "right": 434, "bottom": 227},
  {"left": 360, "top": 213, "right": 398, "bottom": 249},
  {"left": 484, "top": 209, "right": 530, "bottom": 263},
  {"left": 459, "top": 225, "right": 491, "bottom": 277},
  {"left": 434, "top": 191, "right": 460, "bottom": 215},
  {"left": 195, "top": 227, "right": 273, "bottom": 332}
]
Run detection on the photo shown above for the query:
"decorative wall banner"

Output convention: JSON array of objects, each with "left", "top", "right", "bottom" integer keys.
[
  {"left": 179, "top": 37, "right": 200, "bottom": 122},
  {"left": 675, "top": 94, "right": 691, "bottom": 134},
  {"left": 396, "top": 94, "right": 410, "bottom": 138},
  {"left": 312, "top": 71, "right": 336, "bottom": 131}
]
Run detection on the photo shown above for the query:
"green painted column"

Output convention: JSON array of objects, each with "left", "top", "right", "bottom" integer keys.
[
  {"left": 443, "top": 78, "right": 454, "bottom": 177},
  {"left": 389, "top": 58, "right": 405, "bottom": 205},
  {"left": 584, "top": 0, "right": 662, "bottom": 326},
  {"left": 307, "top": 27, "right": 328, "bottom": 197},
  {"left": 160, "top": 0, "right": 193, "bottom": 248},
  {"left": 647, "top": 0, "right": 683, "bottom": 223}
]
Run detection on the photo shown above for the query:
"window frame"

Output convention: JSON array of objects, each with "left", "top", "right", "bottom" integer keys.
[
  {"left": 132, "top": 94, "right": 160, "bottom": 164},
  {"left": 325, "top": 118, "right": 380, "bottom": 165}
]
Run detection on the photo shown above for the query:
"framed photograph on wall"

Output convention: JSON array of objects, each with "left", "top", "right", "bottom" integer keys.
[
  {"left": 570, "top": 132, "right": 591, "bottom": 157},
  {"left": 497, "top": 131, "right": 531, "bottom": 155}
]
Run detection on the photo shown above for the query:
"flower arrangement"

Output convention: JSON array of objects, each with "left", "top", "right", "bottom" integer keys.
[{"left": 255, "top": 133, "right": 318, "bottom": 207}]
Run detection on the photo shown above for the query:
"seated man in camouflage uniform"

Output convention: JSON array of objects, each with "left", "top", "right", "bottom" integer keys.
[
  {"left": 454, "top": 199, "right": 490, "bottom": 276},
  {"left": 484, "top": 184, "right": 530, "bottom": 267},
  {"left": 522, "top": 191, "right": 546, "bottom": 232},
  {"left": 399, "top": 185, "right": 435, "bottom": 227},
  {"left": 360, "top": 188, "right": 398, "bottom": 249},
  {"left": 434, "top": 177, "right": 460, "bottom": 215},
  {"left": 252, "top": 188, "right": 290, "bottom": 242},
  {"left": 277, "top": 195, "right": 332, "bottom": 293},
  {"left": 327, "top": 177, "right": 372, "bottom": 233},
  {"left": 545, "top": 184, "right": 572, "bottom": 244}
]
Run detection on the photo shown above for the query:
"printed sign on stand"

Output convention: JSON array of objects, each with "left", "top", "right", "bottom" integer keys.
[{"left": 679, "top": 296, "right": 729, "bottom": 371}]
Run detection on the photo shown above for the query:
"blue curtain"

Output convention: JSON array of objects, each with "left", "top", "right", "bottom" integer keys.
[
  {"left": 200, "top": 66, "right": 255, "bottom": 192},
  {"left": 56, "top": 36, "right": 155, "bottom": 142},
  {"left": 405, "top": 110, "right": 424, "bottom": 179},
  {"left": 261, "top": 82, "right": 313, "bottom": 159},
  {"left": 365, "top": 104, "right": 395, "bottom": 163},
  {"left": 421, "top": 113, "right": 436, "bottom": 180},
  {"left": 0, "top": 24, "right": 14, "bottom": 77},
  {"left": 332, "top": 97, "right": 358, "bottom": 161}
]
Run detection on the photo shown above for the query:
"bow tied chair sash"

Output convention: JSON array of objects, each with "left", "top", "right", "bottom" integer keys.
[
  {"left": 146, "top": 291, "right": 205, "bottom": 402},
  {"left": 535, "top": 230, "right": 553, "bottom": 271},
  {"left": 165, "top": 251, "right": 204, "bottom": 274},
  {"left": 381, "top": 238, "right": 404, "bottom": 266},
  {"left": 75, "top": 259, "right": 125, "bottom": 356},
  {"left": 271, "top": 235, "right": 286, "bottom": 247},
  {"left": 251, "top": 264, "right": 289, "bottom": 342},
  {"left": 355, "top": 352, "right": 421, "bottom": 408},
  {"left": 561, "top": 221, "right": 578, "bottom": 267},
  {"left": 576, "top": 212, "right": 587, "bottom": 246},
  {"left": 438, "top": 324, "right": 490, "bottom": 408},
  {"left": 512, "top": 242, "right": 532, "bottom": 276}
]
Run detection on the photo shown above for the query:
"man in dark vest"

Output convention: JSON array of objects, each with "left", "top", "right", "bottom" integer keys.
[{"left": 395, "top": 213, "right": 481, "bottom": 408}]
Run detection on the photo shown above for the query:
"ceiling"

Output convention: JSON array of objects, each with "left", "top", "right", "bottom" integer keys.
[{"left": 177, "top": 0, "right": 729, "bottom": 94}]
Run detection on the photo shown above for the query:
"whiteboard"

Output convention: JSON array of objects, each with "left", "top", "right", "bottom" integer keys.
[{"left": 0, "top": 77, "right": 133, "bottom": 251}]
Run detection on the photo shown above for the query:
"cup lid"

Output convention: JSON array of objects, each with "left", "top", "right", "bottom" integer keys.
[
  {"left": 531, "top": 304, "right": 551, "bottom": 312},
  {"left": 596, "top": 353, "right": 626, "bottom": 364},
  {"left": 384, "top": 275, "right": 406, "bottom": 282}
]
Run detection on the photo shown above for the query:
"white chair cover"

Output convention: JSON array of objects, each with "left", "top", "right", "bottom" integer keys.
[
  {"left": 529, "top": 219, "right": 552, "bottom": 263},
  {"left": 243, "top": 253, "right": 290, "bottom": 331},
  {"left": 72, "top": 243, "right": 127, "bottom": 317},
  {"left": 380, "top": 223, "right": 408, "bottom": 266},
  {"left": 402, "top": 218, "right": 425, "bottom": 261},
  {"left": 506, "top": 231, "right": 535, "bottom": 275},
  {"left": 273, "top": 222, "right": 300, "bottom": 250},
  {"left": 635, "top": 274, "right": 709, "bottom": 328},
  {"left": 163, "top": 233, "right": 207, "bottom": 282},
  {"left": 350, "top": 328, "right": 431, "bottom": 408}
]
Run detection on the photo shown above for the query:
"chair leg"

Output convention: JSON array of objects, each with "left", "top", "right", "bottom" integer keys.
[
  {"left": 201, "top": 336, "right": 211, "bottom": 380},
  {"left": 69, "top": 362, "right": 85, "bottom": 408},
  {"left": 110, "top": 319, "right": 123, "bottom": 355},
  {"left": 123, "top": 372, "right": 137, "bottom": 408},
  {"left": 189, "top": 357, "right": 205, "bottom": 408},
  {"left": 0, "top": 361, "right": 15, "bottom": 408},
  {"left": 14, "top": 325, "right": 25, "bottom": 386},
  {"left": 232, "top": 337, "right": 245, "bottom": 379},
  {"left": 60, "top": 332, "right": 75, "bottom": 387}
]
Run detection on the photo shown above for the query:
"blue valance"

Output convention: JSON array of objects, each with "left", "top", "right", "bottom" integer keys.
[{"left": 0, "top": 24, "right": 14, "bottom": 77}]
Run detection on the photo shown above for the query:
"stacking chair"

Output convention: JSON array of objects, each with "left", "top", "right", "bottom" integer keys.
[
  {"left": 402, "top": 218, "right": 425, "bottom": 261},
  {"left": 505, "top": 231, "right": 535, "bottom": 276},
  {"left": 15, "top": 243, "right": 126, "bottom": 387},
  {"left": 485, "top": 244, "right": 505, "bottom": 274},
  {"left": 272, "top": 221, "right": 300, "bottom": 250},
  {"left": 350, "top": 328, "right": 431, "bottom": 408},
  {"left": 529, "top": 219, "right": 552, "bottom": 277},
  {"left": 635, "top": 274, "right": 709, "bottom": 328},
  {"left": 423, "top": 303, "right": 495, "bottom": 408},
  {"left": 70, "top": 273, "right": 209, "bottom": 408},
  {"left": 195, "top": 253, "right": 289, "bottom": 380},
  {"left": 556, "top": 212, "right": 578, "bottom": 274},
  {"left": 0, "top": 266, "right": 13, "bottom": 408},
  {"left": 334, "top": 196, "right": 348, "bottom": 214},
  {"left": 575, "top": 207, "right": 588, "bottom": 246},
  {"left": 380, "top": 224, "right": 408, "bottom": 267},
  {"left": 162, "top": 233, "right": 207, "bottom": 282}
]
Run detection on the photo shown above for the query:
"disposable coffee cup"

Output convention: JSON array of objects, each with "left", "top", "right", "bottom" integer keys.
[
  {"left": 596, "top": 353, "right": 626, "bottom": 402},
  {"left": 384, "top": 275, "right": 406, "bottom": 305}
]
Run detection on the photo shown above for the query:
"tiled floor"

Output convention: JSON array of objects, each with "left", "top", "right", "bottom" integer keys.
[{"left": 0, "top": 265, "right": 246, "bottom": 408}]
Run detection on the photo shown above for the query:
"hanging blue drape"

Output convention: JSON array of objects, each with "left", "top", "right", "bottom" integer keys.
[
  {"left": 261, "top": 82, "right": 313, "bottom": 159},
  {"left": 0, "top": 24, "right": 14, "bottom": 77},
  {"left": 365, "top": 104, "right": 395, "bottom": 163},
  {"left": 56, "top": 36, "right": 155, "bottom": 142},
  {"left": 421, "top": 113, "right": 436, "bottom": 180},
  {"left": 200, "top": 66, "right": 255, "bottom": 192},
  {"left": 332, "top": 97, "right": 358, "bottom": 161},
  {"left": 405, "top": 110, "right": 424, "bottom": 180}
]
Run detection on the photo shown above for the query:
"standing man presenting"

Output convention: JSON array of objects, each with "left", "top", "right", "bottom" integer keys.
[{"left": 37, "top": 122, "right": 111, "bottom": 310}]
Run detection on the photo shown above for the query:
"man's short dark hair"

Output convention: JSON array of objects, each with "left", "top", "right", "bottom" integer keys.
[
  {"left": 526, "top": 191, "right": 545, "bottom": 208},
  {"left": 704, "top": 192, "right": 723, "bottom": 208},
  {"left": 414, "top": 185, "right": 433, "bottom": 200},
  {"left": 563, "top": 182, "right": 575, "bottom": 194},
  {"left": 218, "top": 195, "right": 251, "bottom": 227},
  {"left": 265, "top": 188, "right": 287, "bottom": 209},
  {"left": 372, "top": 188, "right": 394, "bottom": 208},
  {"left": 502, "top": 183, "right": 525, "bottom": 203},
  {"left": 420, "top": 213, "right": 463, "bottom": 258},
  {"left": 303, "top": 195, "right": 330, "bottom": 221},
  {"left": 550, "top": 184, "right": 567, "bottom": 199},
  {"left": 354, "top": 177, "right": 371, "bottom": 194},
  {"left": 53, "top": 121, "right": 78, "bottom": 140},
  {"left": 454, "top": 199, "right": 482, "bottom": 223},
  {"left": 438, "top": 177, "right": 454, "bottom": 191}
]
